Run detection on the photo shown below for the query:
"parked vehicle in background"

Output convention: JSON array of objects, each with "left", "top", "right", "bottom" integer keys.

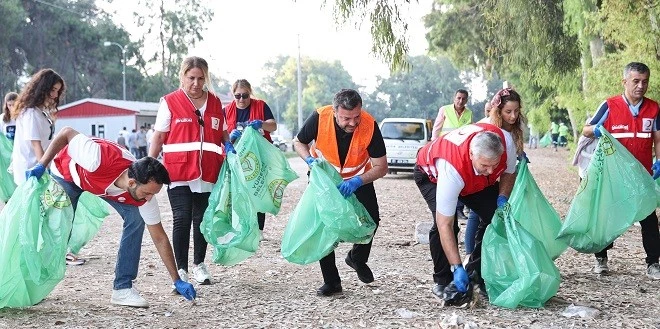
[
  {"left": 380, "top": 118, "right": 432, "bottom": 174},
  {"left": 271, "top": 134, "right": 288, "bottom": 152}
]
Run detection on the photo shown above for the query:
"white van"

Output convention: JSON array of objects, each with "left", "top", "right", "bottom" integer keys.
[{"left": 379, "top": 118, "right": 432, "bottom": 174}]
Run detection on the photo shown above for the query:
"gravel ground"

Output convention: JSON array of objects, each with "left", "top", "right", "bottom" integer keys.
[{"left": 1, "top": 146, "right": 659, "bottom": 328}]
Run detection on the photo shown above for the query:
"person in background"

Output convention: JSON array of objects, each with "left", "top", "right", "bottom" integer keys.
[
  {"left": 528, "top": 123, "right": 539, "bottom": 149},
  {"left": 582, "top": 61, "right": 660, "bottom": 280},
  {"left": 294, "top": 88, "right": 388, "bottom": 296},
  {"left": 136, "top": 126, "right": 148, "bottom": 158},
  {"left": 127, "top": 129, "right": 139, "bottom": 158},
  {"left": 224, "top": 79, "right": 277, "bottom": 231},
  {"left": 558, "top": 122, "right": 569, "bottom": 147},
  {"left": 26, "top": 126, "right": 196, "bottom": 307},
  {"left": 550, "top": 121, "right": 560, "bottom": 151},
  {"left": 145, "top": 124, "right": 155, "bottom": 153},
  {"left": 431, "top": 89, "right": 473, "bottom": 221},
  {"left": 1, "top": 92, "right": 18, "bottom": 141},
  {"left": 149, "top": 56, "right": 233, "bottom": 288}
]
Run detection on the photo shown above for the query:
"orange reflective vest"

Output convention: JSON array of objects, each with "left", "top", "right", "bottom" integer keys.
[{"left": 310, "top": 105, "right": 375, "bottom": 179}]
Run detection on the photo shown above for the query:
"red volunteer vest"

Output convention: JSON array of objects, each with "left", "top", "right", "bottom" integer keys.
[
  {"left": 54, "top": 139, "right": 145, "bottom": 206},
  {"left": 224, "top": 99, "right": 272, "bottom": 143},
  {"left": 604, "top": 95, "right": 659, "bottom": 173},
  {"left": 417, "top": 123, "right": 507, "bottom": 196},
  {"left": 162, "top": 90, "right": 225, "bottom": 183}
]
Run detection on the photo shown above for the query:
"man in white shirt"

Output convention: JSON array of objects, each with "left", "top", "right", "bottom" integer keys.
[{"left": 25, "top": 126, "right": 196, "bottom": 308}]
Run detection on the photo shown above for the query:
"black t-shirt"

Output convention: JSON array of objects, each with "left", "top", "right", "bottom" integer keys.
[
  {"left": 234, "top": 103, "right": 275, "bottom": 124},
  {"left": 296, "top": 111, "right": 386, "bottom": 166}
]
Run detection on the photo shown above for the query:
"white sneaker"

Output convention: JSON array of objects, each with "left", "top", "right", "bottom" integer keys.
[
  {"left": 111, "top": 288, "right": 149, "bottom": 308},
  {"left": 647, "top": 263, "right": 660, "bottom": 280},
  {"left": 172, "top": 269, "right": 189, "bottom": 294},
  {"left": 593, "top": 257, "right": 608, "bottom": 274},
  {"left": 192, "top": 263, "right": 211, "bottom": 285}
]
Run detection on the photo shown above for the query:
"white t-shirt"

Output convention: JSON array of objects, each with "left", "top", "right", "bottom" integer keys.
[
  {"left": 434, "top": 129, "right": 517, "bottom": 216},
  {"left": 52, "top": 134, "right": 162, "bottom": 225},
  {"left": 154, "top": 95, "right": 227, "bottom": 193},
  {"left": 0, "top": 113, "right": 16, "bottom": 138},
  {"left": 12, "top": 107, "right": 53, "bottom": 185}
]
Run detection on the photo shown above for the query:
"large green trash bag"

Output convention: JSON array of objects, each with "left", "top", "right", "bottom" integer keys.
[
  {"left": 0, "top": 133, "right": 17, "bottom": 202},
  {"left": 0, "top": 175, "right": 74, "bottom": 308},
  {"left": 539, "top": 132, "right": 552, "bottom": 148},
  {"left": 557, "top": 128, "right": 657, "bottom": 253},
  {"left": 481, "top": 205, "right": 560, "bottom": 308},
  {"left": 234, "top": 128, "right": 298, "bottom": 215},
  {"left": 201, "top": 153, "right": 260, "bottom": 266},
  {"left": 68, "top": 192, "right": 110, "bottom": 254},
  {"left": 281, "top": 160, "right": 376, "bottom": 265},
  {"left": 510, "top": 159, "right": 567, "bottom": 260}
]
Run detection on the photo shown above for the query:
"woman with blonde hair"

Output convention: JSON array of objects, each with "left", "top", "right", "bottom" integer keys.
[{"left": 149, "top": 56, "right": 233, "bottom": 287}]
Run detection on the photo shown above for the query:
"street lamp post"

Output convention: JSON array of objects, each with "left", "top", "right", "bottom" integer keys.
[{"left": 103, "top": 41, "right": 127, "bottom": 100}]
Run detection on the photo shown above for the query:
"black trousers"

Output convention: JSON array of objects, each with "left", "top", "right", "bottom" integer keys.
[
  {"left": 413, "top": 165, "right": 498, "bottom": 285},
  {"left": 258, "top": 212, "right": 266, "bottom": 231},
  {"left": 595, "top": 211, "right": 660, "bottom": 265},
  {"left": 168, "top": 186, "right": 211, "bottom": 271},
  {"left": 319, "top": 182, "right": 380, "bottom": 284}
]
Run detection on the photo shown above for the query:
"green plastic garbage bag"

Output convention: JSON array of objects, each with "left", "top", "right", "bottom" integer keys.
[
  {"left": 481, "top": 205, "right": 560, "bottom": 308},
  {"left": 68, "top": 192, "right": 110, "bottom": 254},
  {"left": 539, "top": 132, "right": 552, "bottom": 148},
  {"left": 510, "top": 159, "right": 567, "bottom": 260},
  {"left": 557, "top": 128, "right": 657, "bottom": 253},
  {"left": 235, "top": 128, "right": 298, "bottom": 215},
  {"left": 0, "top": 175, "right": 74, "bottom": 308},
  {"left": 201, "top": 153, "right": 260, "bottom": 266},
  {"left": 0, "top": 133, "right": 17, "bottom": 202},
  {"left": 281, "top": 160, "right": 376, "bottom": 265}
]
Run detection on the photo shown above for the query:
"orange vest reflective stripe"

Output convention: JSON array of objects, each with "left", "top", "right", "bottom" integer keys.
[{"left": 310, "top": 105, "right": 375, "bottom": 179}]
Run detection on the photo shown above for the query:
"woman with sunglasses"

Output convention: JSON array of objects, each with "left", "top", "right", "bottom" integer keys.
[
  {"left": 149, "top": 56, "right": 233, "bottom": 287},
  {"left": 224, "top": 79, "right": 278, "bottom": 231}
]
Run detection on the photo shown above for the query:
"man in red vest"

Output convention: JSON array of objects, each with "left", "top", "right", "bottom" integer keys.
[
  {"left": 582, "top": 61, "right": 660, "bottom": 280},
  {"left": 293, "top": 89, "right": 388, "bottom": 296},
  {"left": 414, "top": 123, "right": 517, "bottom": 305},
  {"left": 25, "top": 126, "right": 196, "bottom": 308}
]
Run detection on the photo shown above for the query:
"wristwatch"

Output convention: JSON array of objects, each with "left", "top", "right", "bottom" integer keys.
[{"left": 450, "top": 264, "right": 463, "bottom": 273}]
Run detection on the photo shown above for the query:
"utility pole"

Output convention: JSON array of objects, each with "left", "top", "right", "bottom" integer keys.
[{"left": 297, "top": 34, "right": 303, "bottom": 133}]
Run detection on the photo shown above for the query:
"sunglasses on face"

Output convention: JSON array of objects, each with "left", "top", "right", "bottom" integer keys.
[
  {"left": 234, "top": 93, "right": 250, "bottom": 100},
  {"left": 194, "top": 109, "right": 204, "bottom": 127}
]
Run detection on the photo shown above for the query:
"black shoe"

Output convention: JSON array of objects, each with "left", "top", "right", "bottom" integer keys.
[
  {"left": 431, "top": 283, "right": 447, "bottom": 300},
  {"left": 316, "top": 283, "right": 343, "bottom": 296},
  {"left": 345, "top": 254, "right": 374, "bottom": 283}
]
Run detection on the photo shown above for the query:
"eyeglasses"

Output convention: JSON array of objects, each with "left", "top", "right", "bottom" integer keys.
[
  {"left": 234, "top": 93, "right": 250, "bottom": 100},
  {"left": 194, "top": 109, "right": 204, "bottom": 127}
]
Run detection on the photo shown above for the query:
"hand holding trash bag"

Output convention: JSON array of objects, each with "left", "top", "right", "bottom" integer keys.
[
  {"left": 224, "top": 141, "right": 236, "bottom": 154},
  {"left": 25, "top": 163, "right": 46, "bottom": 180},
  {"left": 452, "top": 265, "right": 469, "bottom": 293},
  {"left": 593, "top": 124, "right": 603, "bottom": 138},
  {"left": 338, "top": 176, "right": 363, "bottom": 197},
  {"left": 229, "top": 129, "right": 242, "bottom": 143},
  {"left": 174, "top": 279, "right": 196, "bottom": 300},
  {"left": 496, "top": 195, "right": 508, "bottom": 208},
  {"left": 653, "top": 160, "right": 660, "bottom": 180},
  {"left": 248, "top": 120, "right": 263, "bottom": 130},
  {"left": 305, "top": 156, "right": 317, "bottom": 167}
]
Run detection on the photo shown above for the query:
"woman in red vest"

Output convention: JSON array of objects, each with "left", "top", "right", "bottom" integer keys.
[
  {"left": 149, "top": 56, "right": 233, "bottom": 288},
  {"left": 225, "top": 79, "right": 278, "bottom": 231}
]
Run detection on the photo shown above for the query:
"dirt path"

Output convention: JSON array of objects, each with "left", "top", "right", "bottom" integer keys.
[{"left": 0, "top": 146, "right": 659, "bottom": 328}]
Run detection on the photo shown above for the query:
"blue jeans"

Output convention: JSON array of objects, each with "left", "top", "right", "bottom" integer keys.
[
  {"left": 465, "top": 209, "right": 480, "bottom": 254},
  {"left": 53, "top": 175, "right": 145, "bottom": 290}
]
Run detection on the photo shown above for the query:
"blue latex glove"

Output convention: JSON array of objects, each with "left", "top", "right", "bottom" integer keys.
[
  {"left": 337, "top": 176, "right": 363, "bottom": 198},
  {"left": 305, "top": 155, "right": 317, "bottom": 167},
  {"left": 496, "top": 195, "right": 508, "bottom": 208},
  {"left": 25, "top": 163, "right": 46, "bottom": 180},
  {"left": 653, "top": 160, "right": 660, "bottom": 180},
  {"left": 174, "top": 279, "right": 196, "bottom": 300},
  {"left": 593, "top": 124, "right": 603, "bottom": 138},
  {"left": 518, "top": 151, "right": 530, "bottom": 164},
  {"left": 248, "top": 120, "right": 263, "bottom": 130},
  {"left": 5, "top": 132, "right": 14, "bottom": 140},
  {"left": 224, "top": 141, "right": 236, "bottom": 154},
  {"left": 452, "top": 265, "right": 469, "bottom": 293},
  {"left": 229, "top": 129, "right": 242, "bottom": 143}
]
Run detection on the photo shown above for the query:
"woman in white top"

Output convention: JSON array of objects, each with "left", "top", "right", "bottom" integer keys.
[
  {"left": 11, "top": 69, "right": 64, "bottom": 186},
  {"left": 1, "top": 92, "right": 18, "bottom": 141}
]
